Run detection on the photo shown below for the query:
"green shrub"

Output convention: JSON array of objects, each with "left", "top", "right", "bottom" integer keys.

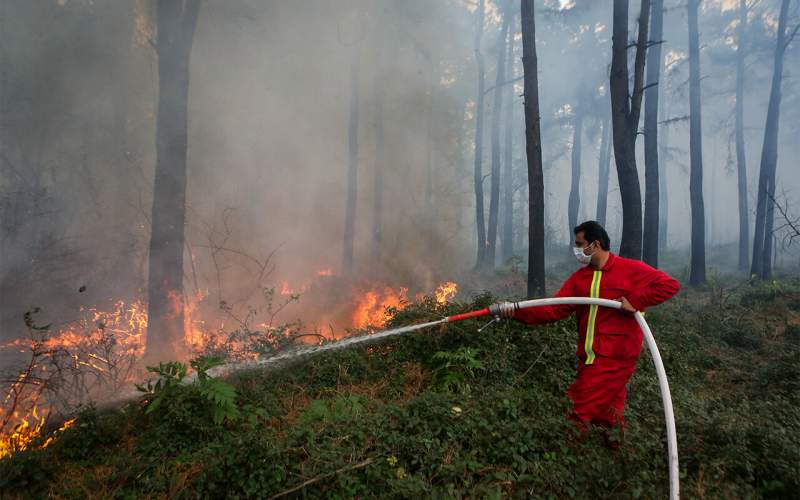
[{"left": 2, "top": 282, "right": 800, "bottom": 497}]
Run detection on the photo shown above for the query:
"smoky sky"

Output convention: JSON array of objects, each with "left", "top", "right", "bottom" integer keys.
[{"left": 1, "top": 0, "right": 799, "bottom": 340}]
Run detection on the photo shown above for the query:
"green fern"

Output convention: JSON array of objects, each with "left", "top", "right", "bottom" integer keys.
[
  {"left": 136, "top": 361, "right": 187, "bottom": 414},
  {"left": 431, "top": 347, "right": 485, "bottom": 394},
  {"left": 137, "top": 356, "right": 240, "bottom": 424},
  {"left": 199, "top": 378, "right": 240, "bottom": 424}
]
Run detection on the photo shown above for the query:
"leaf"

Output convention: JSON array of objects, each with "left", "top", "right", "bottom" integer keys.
[
  {"left": 191, "top": 355, "right": 225, "bottom": 374},
  {"left": 146, "top": 394, "right": 164, "bottom": 414}
]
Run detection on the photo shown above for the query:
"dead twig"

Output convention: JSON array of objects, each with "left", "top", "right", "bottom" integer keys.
[{"left": 268, "top": 458, "right": 375, "bottom": 499}]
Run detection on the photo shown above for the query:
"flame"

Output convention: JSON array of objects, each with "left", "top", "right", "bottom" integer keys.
[
  {"left": 435, "top": 281, "right": 458, "bottom": 305},
  {"left": 352, "top": 286, "right": 409, "bottom": 330},
  {"left": 1, "top": 278, "right": 461, "bottom": 457},
  {"left": 317, "top": 268, "right": 333, "bottom": 277},
  {"left": 182, "top": 289, "right": 212, "bottom": 353},
  {"left": 41, "top": 418, "right": 76, "bottom": 449},
  {"left": 0, "top": 405, "right": 46, "bottom": 459},
  {"left": 0, "top": 294, "right": 205, "bottom": 458}
]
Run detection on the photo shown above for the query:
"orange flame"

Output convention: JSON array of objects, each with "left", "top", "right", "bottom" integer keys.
[
  {"left": 0, "top": 405, "right": 46, "bottom": 459},
  {"left": 435, "top": 281, "right": 458, "bottom": 305},
  {"left": 1, "top": 278, "right": 461, "bottom": 457},
  {"left": 351, "top": 286, "right": 409, "bottom": 330}
]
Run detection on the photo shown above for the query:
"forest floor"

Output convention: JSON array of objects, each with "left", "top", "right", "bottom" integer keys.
[{"left": 1, "top": 275, "right": 799, "bottom": 498}]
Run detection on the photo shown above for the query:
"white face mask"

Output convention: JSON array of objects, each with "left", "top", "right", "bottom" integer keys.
[{"left": 573, "top": 243, "right": 595, "bottom": 265}]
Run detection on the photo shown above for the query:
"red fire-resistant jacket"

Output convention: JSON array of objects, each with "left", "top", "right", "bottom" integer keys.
[{"left": 513, "top": 253, "right": 680, "bottom": 363}]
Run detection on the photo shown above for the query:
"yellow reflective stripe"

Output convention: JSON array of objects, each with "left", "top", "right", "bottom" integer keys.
[{"left": 584, "top": 271, "right": 602, "bottom": 365}]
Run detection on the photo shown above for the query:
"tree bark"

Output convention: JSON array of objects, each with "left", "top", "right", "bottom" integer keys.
[
  {"left": 610, "top": 0, "right": 650, "bottom": 260},
  {"left": 596, "top": 115, "right": 611, "bottom": 226},
  {"left": 735, "top": 0, "right": 749, "bottom": 272},
  {"left": 521, "top": 0, "right": 545, "bottom": 297},
  {"left": 342, "top": 43, "right": 360, "bottom": 276},
  {"left": 688, "top": 0, "right": 706, "bottom": 286},
  {"left": 424, "top": 60, "right": 438, "bottom": 258},
  {"left": 486, "top": 4, "right": 511, "bottom": 270},
  {"left": 751, "top": 0, "right": 792, "bottom": 279},
  {"left": 501, "top": 15, "right": 516, "bottom": 264},
  {"left": 146, "top": 0, "right": 201, "bottom": 362},
  {"left": 473, "top": 0, "right": 487, "bottom": 269},
  {"left": 567, "top": 101, "right": 583, "bottom": 243},
  {"left": 642, "top": 0, "right": 663, "bottom": 267},
  {"left": 371, "top": 36, "right": 386, "bottom": 264},
  {"left": 658, "top": 80, "right": 669, "bottom": 252},
  {"left": 763, "top": 175, "right": 776, "bottom": 277}
]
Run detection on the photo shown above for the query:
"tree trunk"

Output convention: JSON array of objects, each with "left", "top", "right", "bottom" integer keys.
[
  {"left": 486, "top": 5, "right": 511, "bottom": 270},
  {"left": 751, "top": 0, "right": 791, "bottom": 279},
  {"left": 424, "top": 60, "right": 438, "bottom": 258},
  {"left": 658, "top": 81, "right": 669, "bottom": 252},
  {"left": 473, "top": 0, "right": 487, "bottom": 269},
  {"left": 735, "top": 0, "right": 749, "bottom": 272},
  {"left": 610, "top": 0, "right": 649, "bottom": 260},
  {"left": 146, "top": 0, "right": 201, "bottom": 362},
  {"left": 521, "top": 0, "right": 545, "bottom": 297},
  {"left": 567, "top": 102, "right": 583, "bottom": 242},
  {"left": 596, "top": 115, "right": 611, "bottom": 226},
  {"left": 642, "top": 0, "right": 663, "bottom": 267},
  {"left": 763, "top": 175, "right": 776, "bottom": 278},
  {"left": 371, "top": 39, "right": 385, "bottom": 264},
  {"left": 687, "top": 0, "right": 706, "bottom": 286},
  {"left": 501, "top": 16, "right": 516, "bottom": 264},
  {"left": 342, "top": 43, "right": 360, "bottom": 275}
]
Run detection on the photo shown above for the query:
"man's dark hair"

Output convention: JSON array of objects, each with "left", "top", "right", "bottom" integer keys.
[{"left": 573, "top": 220, "right": 611, "bottom": 250}]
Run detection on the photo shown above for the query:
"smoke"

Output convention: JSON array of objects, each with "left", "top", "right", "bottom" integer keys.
[{"left": 1, "top": 0, "right": 800, "bottom": 343}]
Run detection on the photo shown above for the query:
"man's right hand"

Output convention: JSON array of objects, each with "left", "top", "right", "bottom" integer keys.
[{"left": 494, "top": 301, "right": 517, "bottom": 319}]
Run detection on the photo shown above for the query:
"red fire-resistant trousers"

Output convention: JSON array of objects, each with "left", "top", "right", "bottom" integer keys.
[{"left": 566, "top": 357, "right": 638, "bottom": 433}]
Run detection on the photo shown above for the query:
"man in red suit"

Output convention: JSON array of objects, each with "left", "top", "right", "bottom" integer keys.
[{"left": 498, "top": 221, "right": 680, "bottom": 447}]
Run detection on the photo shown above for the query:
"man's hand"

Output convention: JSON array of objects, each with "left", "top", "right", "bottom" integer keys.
[
  {"left": 494, "top": 301, "right": 517, "bottom": 319},
  {"left": 617, "top": 297, "right": 637, "bottom": 314}
]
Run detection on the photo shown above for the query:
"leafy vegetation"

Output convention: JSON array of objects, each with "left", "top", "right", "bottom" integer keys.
[{"left": 1, "top": 279, "right": 799, "bottom": 498}]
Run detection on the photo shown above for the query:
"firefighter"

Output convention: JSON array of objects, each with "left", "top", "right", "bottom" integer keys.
[{"left": 496, "top": 220, "right": 680, "bottom": 448}]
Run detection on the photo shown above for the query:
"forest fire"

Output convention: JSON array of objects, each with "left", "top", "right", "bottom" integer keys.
[
  {"left": 0, "top": 278, "right": 460, "bottom": 457},
  {"left": 0, "top": 404, "right": 77, "bottom": 460},
  {"left": 351, "top": 286, "right": 410, "bottom": 330},
  {"left": 351, "top": 281, "right": 459, "bottom": 330},
  {"left": 435, "top": 281, "right": 458, "bottom": 304}
]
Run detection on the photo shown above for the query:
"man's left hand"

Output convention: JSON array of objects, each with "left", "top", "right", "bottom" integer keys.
[{"left": 617, "top": 297, "right": 637, "bottom": 314}]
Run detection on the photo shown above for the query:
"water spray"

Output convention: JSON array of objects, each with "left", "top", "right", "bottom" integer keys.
[{"left": 215, "top": 297, "right": 679, "bottom": 499}]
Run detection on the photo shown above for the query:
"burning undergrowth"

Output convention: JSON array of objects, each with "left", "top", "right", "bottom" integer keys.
[{"left": 0, "top": 273, "right": 459, "bottom": 459}]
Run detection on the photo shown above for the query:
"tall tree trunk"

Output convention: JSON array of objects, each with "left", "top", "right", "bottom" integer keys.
[
  {"left": 501, "top": 17, "right": 516, "bottom": 264},
  {"left": 610, "top": 0, "right": 650, "bottom": 260},
  {"left": 735, "top": 0, "right": 749, "bottom": 272},
  {"left": 687, "top": 0, "right": 706, "bottom": 286},
  {"left": 473, "top": 0, "right": 487, "bottom": 269},
  {"left": 658, "top": 79, "right": 669, "bottom": 252},
  {"left": 342, "top": 43, "right": 360, "bottom": 275},
  {"left": 596, "top": 115, "right": 611, "bottom": 226},
  {"left": 752, "top": 0, "right": 792, "bottom": 279},
  {"left": 424, "top": 60, "right": 438, "bottom": 259},
  {"left": 146, "top": 0, "right": 201, "bottom": 362},
  {"left": 567, "top": 101, "right": 583, "bottom": 242},
  {"left": 521, "top": 0, "right": 545, "bottom": 297},
  {"left": 486, "top": 5, "right": 511, "bottom": 269},
  {"left": 643, "top": 0, "right": 663, "bottom": 267},
  {"left": 371, "top": 38, "right": 385, "bottom": 264},
  {"left": 763, "top": 175, "right": 776, "bottom": 278}
]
